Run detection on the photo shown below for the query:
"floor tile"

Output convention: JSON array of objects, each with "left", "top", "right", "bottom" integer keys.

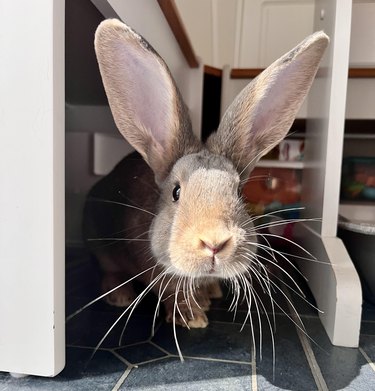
[
  {"left": 119, "top": 357, "right": 253, "bottom": 390},
  {"left": 9, "top": 249, "right": 374, "bottom": 391},
  {"left": 116, "top": 342, "right": 168, "bottom": 365},
  {"left": 303, "top": 317, "right": 375, "bottom": 391},
  {"left": 0, "top": 348, "right": 126, "bottom": 391},
  {"left": 360, "top": 334, "right": 375, "bottom": 362},
  {"left": 255, "top": 314, "right": 317, "bottom": 391},
  {"left": 152, "top": 322, "right": 252, "bottom": 362},
  {"left": 67, "top": 309, "right": 156, "bottom": 349}
]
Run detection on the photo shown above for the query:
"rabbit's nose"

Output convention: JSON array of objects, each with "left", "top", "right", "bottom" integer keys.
[{"left": 200, "top": 237, "right": 232, "bottom": 255}]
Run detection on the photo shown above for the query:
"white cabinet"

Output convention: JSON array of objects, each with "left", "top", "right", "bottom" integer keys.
[
  {"left": 350, "top": 1, "right": 375, "bottom": 67},
  {"left": 178, "top": 0, "right": 375, "bottom": 119},
  {"left": 347, "top": 1, "right": 375, "bottom": 119},
  {"left": 295, "top": 0, "right": 362, "bottom": 347},
  {"left": 0, "top": 0, "right": 65, "bottom": 376},
  {"left": 0, "top": 0, "right": 204, "bottom": 377},
  {"left": 176, "top": 0, "right": 315, "bottom": 68},
  {"left": 239, "top": 0, "right": 315, "bottom": 67}
]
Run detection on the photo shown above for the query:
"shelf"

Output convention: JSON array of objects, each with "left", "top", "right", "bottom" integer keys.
[
  {"left": 230, "top": 68, "right": 375, "bottom": 79},
  {"left": 344, "top": 119, "right": 375, "bottom": 136},
  {"left": 256, "top": 160, "right": 304, "bottom": 169},
  {"left": 344, "top": 133, "right": 375, "bottom": 140}
]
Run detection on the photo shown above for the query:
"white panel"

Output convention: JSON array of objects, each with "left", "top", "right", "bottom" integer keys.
[
  {"left": 65, "top": 132, "right": 99, "bottom": 194},
  {"left": 175, "top": 0, "right": 213, "bottom": 65},
  {"left": 0, "top": 0, "right": 65, "bottom": 376},
  {"left": 240, "top": 0, "right": 264, "bottom": 67},
  {"left": 293, "top": 225, "right": 362, "bottom": 347},
  {"left": 259, "top": 2, "right": 315, "bottom": 67},
  {"left": 345, "top": 79, "right": 375, "bottom": 119},
  {"left": 220, "top": 66, "right": 250, "bottom": 117},
  {"left": 240, "top": 0, "right": 314, "bottom": 68},
  {"left": 66, "top": 103, "right": 118, "bottom": 134},
  {"left": 94, "top": 133, "right": 133, "bottom": 175},
  {"left": 297, "top": 0, "right": 362, "bottom": 348},
  {"left": 303, "top": 1, "right": 352, "bottom": 237},
  {"left": 216, "top": 0, "right": 238, "bottom": 67},
  {"left": 350, "top": 1, "right": 375, "bottom": 66}
]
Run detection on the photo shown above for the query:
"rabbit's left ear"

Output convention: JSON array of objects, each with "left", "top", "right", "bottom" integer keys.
[
  {"left": 94, "top": 19, "right": 200, "bottom": 184},
  {"left": 207, "top": 32, "right": 329, "bottom": 179}
]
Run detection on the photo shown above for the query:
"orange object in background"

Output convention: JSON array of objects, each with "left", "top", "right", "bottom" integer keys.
[{"left": 243, "top": 167, "right": 301, "bottom": 206}]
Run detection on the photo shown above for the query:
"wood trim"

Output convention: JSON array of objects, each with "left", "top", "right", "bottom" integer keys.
[
  {"left": 348, "top": 68, "right": 375, "bottom": 78},
  {"left": 204, "top": 65, "right": 222, "bottom": 77},
  {"left": 231, "top": 68, "right": 375, "bottom": 79},
  {"left": 230, "top": 68, "right": 263, "bottom": 78},
  {"left": 157, "top": 0, "right": 199, "bottom": 68}
]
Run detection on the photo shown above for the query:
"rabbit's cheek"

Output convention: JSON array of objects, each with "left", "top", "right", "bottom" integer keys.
[{"left": 149, "top": 214, "right": 173, "bottom": 267}]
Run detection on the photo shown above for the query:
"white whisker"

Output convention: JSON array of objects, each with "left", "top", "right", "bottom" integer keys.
[
  {"left": 88, "top": 197, "right": 156, "bottom": 216},
  {"left": 66, "top": 265, "right": 157, "bottom": 322}
]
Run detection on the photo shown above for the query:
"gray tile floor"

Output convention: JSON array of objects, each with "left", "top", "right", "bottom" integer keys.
[{"left": 1, "top": 248, "right": 375, "bottom": 391}]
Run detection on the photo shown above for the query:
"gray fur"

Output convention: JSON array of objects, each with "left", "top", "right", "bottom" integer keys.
[{"left": 88, "top": 19, "right": 329, "bottom": 327}]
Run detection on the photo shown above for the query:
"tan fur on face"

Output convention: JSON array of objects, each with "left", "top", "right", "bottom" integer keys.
[{"left": 166, "top": 165, "right": 249, "bottom": 278}]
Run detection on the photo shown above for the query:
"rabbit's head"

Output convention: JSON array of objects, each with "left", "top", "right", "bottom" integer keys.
[{"left": 94, "top": 19, "right": 328, "bottom": 279}]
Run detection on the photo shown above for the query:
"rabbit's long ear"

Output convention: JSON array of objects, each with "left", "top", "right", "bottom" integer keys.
[
  {"left": 207, "top": 32, "right": 329, "bottom": 179},
  {"left": 95, "top": 19, "right": 201, "bottom": 184}
]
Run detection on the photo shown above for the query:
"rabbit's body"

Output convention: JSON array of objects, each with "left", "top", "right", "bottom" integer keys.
[
  {"left": 84, "top": 152, "right": 158, "bottom": 307},
  {"left": 85, "top": 19, "right": 329, "bottom": 329},
  {"left": 84, "top": 150, "right": 253, "bottom": 326}
]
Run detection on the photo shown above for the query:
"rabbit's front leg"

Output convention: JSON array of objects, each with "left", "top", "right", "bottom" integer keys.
[{"left": 162, "top": 285, "right": 209, "bottom": 329}]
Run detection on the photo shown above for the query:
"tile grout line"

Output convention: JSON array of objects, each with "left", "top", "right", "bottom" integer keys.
[
  {"left": 251, "top": 346, "right": 258, "bottom": 391},
  {"left": 111, "top": 366, "right": 133, "bottom": 391},
  {"left": 281, "top": 285, "right": 329, "bottom": 391},
  {"left": 294, "top": 325, "right": 328, "bottom": 391},
  {"left": 181, "top": 354, "right": 251, "bottom": 366},
  {"left": 359, "top": 347, "right": 375, "bottom": 373}
]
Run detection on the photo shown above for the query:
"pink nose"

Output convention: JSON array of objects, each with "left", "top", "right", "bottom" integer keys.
[{"left": 201, "top": 237, "right": 231, "bottom": 255}]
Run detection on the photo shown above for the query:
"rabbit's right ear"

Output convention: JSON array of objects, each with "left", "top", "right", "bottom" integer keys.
[
  {"left": 207, "top": 31, "right": 329, "bottom": 179},
  {"left": 95, "top": 19, "right": 200, "bottom": 184}
]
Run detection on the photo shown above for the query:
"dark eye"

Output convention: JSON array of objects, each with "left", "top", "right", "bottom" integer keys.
[{"left": 172, "top": 184, "right": 181, "bottom": 202}]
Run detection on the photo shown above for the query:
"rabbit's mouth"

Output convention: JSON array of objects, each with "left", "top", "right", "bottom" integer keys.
[{"left": 164, "top": 246, "right": 253, "bottom": 280}]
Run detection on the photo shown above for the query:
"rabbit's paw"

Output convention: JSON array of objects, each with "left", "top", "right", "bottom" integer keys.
[
  {"left": 101, "top": 274, "right": 136, "bottom": 307},
  {"left": 187, "top": 312, "right": 209, "bottom": 328},
  {"left": 165, "top": 303, "right": 208, "bottom": 328}
]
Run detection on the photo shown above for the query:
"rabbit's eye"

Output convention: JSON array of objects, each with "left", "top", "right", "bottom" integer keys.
[{"left": 172, "top": 184, "right": 181, "bottom": 202}]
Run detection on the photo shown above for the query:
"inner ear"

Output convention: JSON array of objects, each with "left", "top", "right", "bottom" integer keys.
[
  {"left": 206, "top": 31, "right": 329, "bottom": 179},
  {"left": 94, "top": 19, "right": 201, "bottom": 183}
]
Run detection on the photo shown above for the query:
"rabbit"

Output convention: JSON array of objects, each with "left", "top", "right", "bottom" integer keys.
[{"left": 83, "top": 18, "right": 328, "bottom": 330}]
